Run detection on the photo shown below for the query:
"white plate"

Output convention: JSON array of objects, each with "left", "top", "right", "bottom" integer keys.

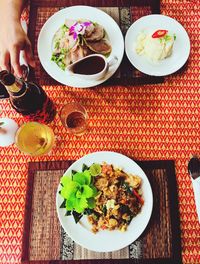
[
  {"left": 56, "top": 151, "right": 153, "bottom": 252},
  {"left": 125, "top": 14, "right": 190, "bottom": 76},
  {"left": 37, "top": 6, "right": 124, "bottom": 88}
]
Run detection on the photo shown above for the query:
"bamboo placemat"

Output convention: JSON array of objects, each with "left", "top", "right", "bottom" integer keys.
[
  {"left": 28, "top": 0, "right": 164, "bottom": 86},
  {"left": 21, "top": 160, "right": 181, "bottom": 264}
]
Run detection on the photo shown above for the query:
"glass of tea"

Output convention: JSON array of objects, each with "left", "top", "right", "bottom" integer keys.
[
  {"left": 15, "top": 122, "right": 55, "bottom": 156},
  {"left": 60, "top": 102, "right": 88, "bottom": 135}
]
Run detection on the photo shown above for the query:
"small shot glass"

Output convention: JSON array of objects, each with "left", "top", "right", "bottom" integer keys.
[{"left": 60, "top": 102, "right": 88, "bottom": 136}]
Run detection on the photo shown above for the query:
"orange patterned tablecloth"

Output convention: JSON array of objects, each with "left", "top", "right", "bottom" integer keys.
[{"left": 0, "top": 0, "right": 200, "bottom": 263}]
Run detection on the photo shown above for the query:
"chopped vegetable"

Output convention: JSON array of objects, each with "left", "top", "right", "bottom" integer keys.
[{"left": 132, "top": 189, "right": 144, "bottom": 205}]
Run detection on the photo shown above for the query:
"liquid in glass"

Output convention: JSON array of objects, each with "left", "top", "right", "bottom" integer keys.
[
  {"left": 15, "top": 122, "right": 55, "bottom": 156},
  {"left": 60, "top": 102, "right": 88, "bottom": 135}
]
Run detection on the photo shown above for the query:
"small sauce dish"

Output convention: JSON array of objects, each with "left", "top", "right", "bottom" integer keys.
[{"left": 66, "top": 54, "right": 118, "bottom": 81}]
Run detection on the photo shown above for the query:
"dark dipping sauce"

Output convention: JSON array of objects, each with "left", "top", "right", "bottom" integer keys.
[{"left": 73, "top": 56, "right": 105, "bottom": 75}]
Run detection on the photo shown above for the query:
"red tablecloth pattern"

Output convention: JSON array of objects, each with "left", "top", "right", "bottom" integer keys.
[{"left": 0, "top": 0, "right": 200, "bottom": 263}]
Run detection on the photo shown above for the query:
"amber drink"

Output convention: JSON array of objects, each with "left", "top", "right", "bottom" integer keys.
[
  {"left": 15, "top": 122, "right": 55, "bottom": 156},
  {"left": 60, "top": 102, "right": 88, "bottom": 135}
]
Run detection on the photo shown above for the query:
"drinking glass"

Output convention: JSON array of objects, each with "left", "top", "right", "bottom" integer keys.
[
  {"left": 15, "top": 122, "right": 55, "bottom": 156},
  {"left": 60, "top": 102, "right": 88, "bottom": 135}
]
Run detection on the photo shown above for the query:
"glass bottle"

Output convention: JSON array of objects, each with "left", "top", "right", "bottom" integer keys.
[{"left": 0, "top": 70, "right": 56, "bottom": 123}]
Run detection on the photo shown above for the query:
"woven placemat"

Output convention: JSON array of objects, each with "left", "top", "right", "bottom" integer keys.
[
  {"left": 21, "top": 160, "right": 181, "bottom": 264},
  {"left": 28, "top": 0, "right": 164, "bottom": 86}
]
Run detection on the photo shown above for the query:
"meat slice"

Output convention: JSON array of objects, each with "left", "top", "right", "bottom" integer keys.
[
  {"left": 69, "top": 44, "right": 91, "bottom": 63},
  {"left": 53, "top": 28, "right": 77, "bottom": 54},
  {"left": 85, "top": 24, "right": 104, "bottom": 42},
  {"left": 86, "top": 39, "right": 112, "bottom": 55},
  {"left": 85, "top": 23, "right": 95, "bottom": 37},
  {"left": 60, "top": 32, "right": 77, "bottom": 50}
]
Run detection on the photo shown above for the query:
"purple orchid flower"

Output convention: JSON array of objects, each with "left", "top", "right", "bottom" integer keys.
[{"left": 69, "top": 21, "right": 92, "bottom": 40}]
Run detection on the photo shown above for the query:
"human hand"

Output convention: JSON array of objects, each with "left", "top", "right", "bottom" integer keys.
[{"left": 0, "top": 22, "right": 35, "bottom": 77}]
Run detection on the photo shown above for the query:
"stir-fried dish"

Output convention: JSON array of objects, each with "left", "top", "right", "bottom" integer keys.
[
  {"left": 52, "top": 19, "right": 112, "bottom": 70},
  {"left": 88, "top": 163, "right": 144, "bottom": 233},
  {"left": 59, "top": 162, "right": 144, "bottom": 233}
]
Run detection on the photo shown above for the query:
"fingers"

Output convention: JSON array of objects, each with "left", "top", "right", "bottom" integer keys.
[
  {"left": 24, "top": 39, "right": 35, "bottom": 68},
  {"left": 0, "top": 36, "right": 35, "bottom": 77},
  {"left": 0, "top": 51, "right": 10, "bottom": 72},
  {"left": 10, "top": 45, "right": 22, "bottom": 77}
]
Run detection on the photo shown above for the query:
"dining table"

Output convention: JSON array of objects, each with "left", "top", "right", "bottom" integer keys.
[{"left": 0, "top": 0, "right": 199, "bottom": 263}]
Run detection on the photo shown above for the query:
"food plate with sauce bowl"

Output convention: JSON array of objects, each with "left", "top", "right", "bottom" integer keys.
[
  {"left": 38, "top": 6, "right": 124, "bottom": 88},
  {"left": 125, "top": 14, "right": 190, "bottom": 76},
  {"left": 66, "top": 54, "right": 118, "bottom": 81}
]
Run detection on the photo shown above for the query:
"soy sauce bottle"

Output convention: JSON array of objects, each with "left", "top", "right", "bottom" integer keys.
[{"left": 0, "top": 70, "right": 56, "bottom": 123}]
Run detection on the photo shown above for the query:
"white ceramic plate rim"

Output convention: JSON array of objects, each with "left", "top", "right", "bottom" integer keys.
[
  {"left": 37, "top": 6, "right": 124, "bottom": 88},
  {"left": 125, "top": 14, "right": 190, "bottom": 76},
  {"left": 56, "top": 151, "right": 153, "bottom": 252}
]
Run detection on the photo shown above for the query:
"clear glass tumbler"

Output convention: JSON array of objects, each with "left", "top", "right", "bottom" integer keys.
[{"left": 60, "top": 102, "right": 88, "bottom": 136}]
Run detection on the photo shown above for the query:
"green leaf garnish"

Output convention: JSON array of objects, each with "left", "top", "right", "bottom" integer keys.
[
  {"left": 61, "top": 24, "right": 69, "bottom": 32},
  {"left": 59, "top": 164, "right": 101, "bottom": 223},
  {"left": 54, "top": 41, "right": 59, "bottom": 49},
  {"left": 83, "top": 170, "right": 91, "bottom": 184},
  {"left": 102, "top": 205, "right": 107, "bottom": 215},
  {"left": 82, "top": 163, "right": 89, "bottom": 172},
  {"left": 72, "top": 211, "right": 83, "bottom": 223},
  {"left": 73, "top": 172, "right": 86, "bottom": 185},
  {"left": 84, "top": 208, "right": 94, "bottom": 215},
  {"left": 66, "top": 199, "right": 74, "bottom": 211},
  {"left": 60, "top": 175, "right": 71, "bottom": 186},
  {"left": 173, "top": 34, "right": 177, "bottom": 40},
  {"left": 90, "top": 185, "right": 98, "bottom": 197},
  {"left": 79, "top": 197, "right": 88, "bottom": 209},
  {"left": 74, "top": 197, "right": 88, "bottom": 213},
  {"left": 82, "top": 185, "right": 93, "bottom": 198},
  {"left": 163, "top": 34, "right": 172, "bottom": 42},
  {"left": 72, "top": 170, "right": 77, "bottom": 175},
  {"left": 76, "top": 190, "right": 82, "bottom": 198},
  {"left": 87, "top": 198, "right": 95, "bottom": 209},
  {"left": 65, "top": 210, "right": 72, "bottom": 216},
  {"left": 60, "top": 199, "right": 66, "bottom": 208},
  {"left": 60, "top": 180, "right": 78, "bottom": 199}
]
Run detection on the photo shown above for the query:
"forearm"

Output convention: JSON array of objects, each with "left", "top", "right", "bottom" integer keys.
[
  {"left": 0, "top": 0, "right": 34, "bottom": 75},
  {"left": 0, "top": 0, "right": 25, "bottom": 24}
]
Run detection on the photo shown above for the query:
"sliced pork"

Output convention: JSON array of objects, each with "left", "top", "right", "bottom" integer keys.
[
  {"left": 69, "top": 44, "right": 91, "bottom": 63},
  {"left": 85, "top": 24, "right": 104, "bottom": 42},
  {"left": 85, "top": 23, "right": 95, "bottom": 38},
  {"left": 86, "top": 39, "right": 112, "bottom": 55}
]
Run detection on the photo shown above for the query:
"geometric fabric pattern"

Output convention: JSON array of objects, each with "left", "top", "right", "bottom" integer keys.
[{"left": 0, "top": 0, "right": 200, "bottom": 263}]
